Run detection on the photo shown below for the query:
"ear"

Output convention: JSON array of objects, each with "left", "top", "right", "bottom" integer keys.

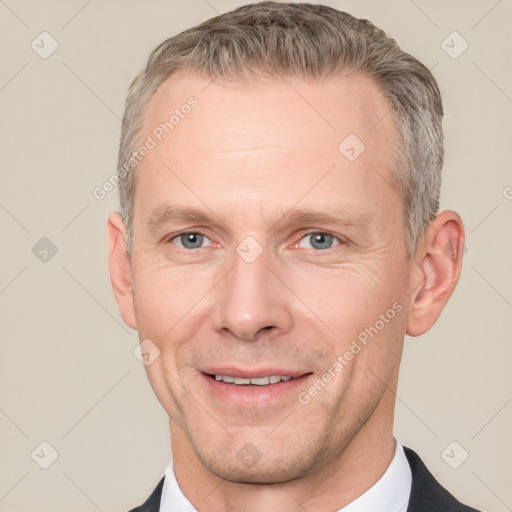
[
  {"left": 406, "top": 210, "right": 465, "bottom": 337},
  {"left": 107, "top": 211, "right": 137, "bottom": 330}
]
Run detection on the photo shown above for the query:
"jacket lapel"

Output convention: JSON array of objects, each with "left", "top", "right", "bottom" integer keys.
[
  {"left": 127, "top": 476, "right": 164, "bottom": 512},
  {"left": 404, "top": 447, "right": 480, "bottom": 512}
]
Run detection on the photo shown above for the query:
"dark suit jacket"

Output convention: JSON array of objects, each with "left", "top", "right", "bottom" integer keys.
[{"left": 128, "top": 446, "right": 481, "bottom": 511}]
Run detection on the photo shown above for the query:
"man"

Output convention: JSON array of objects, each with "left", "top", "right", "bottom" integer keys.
[{"left": 107, "top": 2, "right": 480, "bottom": 511}]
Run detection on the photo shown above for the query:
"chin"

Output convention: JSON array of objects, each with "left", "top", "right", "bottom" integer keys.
[
  {"left": 206, "top": 457, "right": 308, "bottom": 485},
  {"left": 192, "top": 437, "right": 322, "bottom": 485}
]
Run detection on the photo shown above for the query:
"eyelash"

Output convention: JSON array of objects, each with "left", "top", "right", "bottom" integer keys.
[{"left": 167, "top": 230, "right": 345, "bottom": 251}]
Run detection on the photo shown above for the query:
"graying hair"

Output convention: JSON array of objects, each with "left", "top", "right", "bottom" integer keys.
[{"left": 117, "top": 1, "right": 443, "bottom": 258}]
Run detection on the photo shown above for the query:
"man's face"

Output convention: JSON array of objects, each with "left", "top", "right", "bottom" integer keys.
[{"left": 127, "top": 71, "right": 416, "bottom": 482}]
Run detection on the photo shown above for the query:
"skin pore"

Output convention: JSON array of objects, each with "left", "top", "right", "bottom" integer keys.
[{"left": 108, "top": 70, "right": 464, "bottom": 511}]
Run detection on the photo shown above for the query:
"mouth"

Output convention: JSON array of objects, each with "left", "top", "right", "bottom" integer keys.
[
  {"left": 208, "top": 373, "right": 295, "bottom": 386},
  {"left": 199, "top": 369, "right": 314, "bottom": 406}
]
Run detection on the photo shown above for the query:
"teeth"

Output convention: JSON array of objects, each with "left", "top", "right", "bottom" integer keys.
[
  {"left": 214, "top": 374, "right": 293, "bottom": 386},
  {"left": 250, "top": 377, "right": 272, "bottom": 386}
]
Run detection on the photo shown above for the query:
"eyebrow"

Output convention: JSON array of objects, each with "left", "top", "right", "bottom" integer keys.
[
  {"left": 147, "top": 206, "right": 216, "bottom": 230},
  {"left": 281, "top": 207, "right": 370, "bottom": 230},
  {"left": 146, "top": 205, "right": 371, "bottom": 233}
]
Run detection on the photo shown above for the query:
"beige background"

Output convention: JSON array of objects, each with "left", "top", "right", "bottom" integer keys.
[{"left": 1, "top": 0, "right": 511, "bottom": 511}]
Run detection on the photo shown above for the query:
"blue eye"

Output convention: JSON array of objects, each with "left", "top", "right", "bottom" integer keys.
[
  {"left": 173, "top": 232, "right": 211, "bottom": 249},
  {"left": 298, "top": 232, "right": 340, "bottom": 250}
]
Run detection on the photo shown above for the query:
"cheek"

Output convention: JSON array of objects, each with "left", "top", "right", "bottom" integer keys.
[
  {"left": 289, "top": 263, "right": 402, "bottom": 338},
  {"left": 131, "top": 254, "right": 214, "bottom": 340},
  {"left": 133, "top": 263, "right": 214, "bottom": 419},
  {"left": 287, "top": 262, "right": 409, "bottom": 392}
]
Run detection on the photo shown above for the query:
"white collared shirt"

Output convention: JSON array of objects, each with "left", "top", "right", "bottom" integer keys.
[{"left": 159, "top": 439, "right": 412, "bottom": 512}]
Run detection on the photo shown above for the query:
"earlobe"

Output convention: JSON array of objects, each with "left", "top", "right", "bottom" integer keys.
[
  {"left": 107, "top": 211, "right": 138, "bottom": 330},
  {"left": 406, "top": 211, "right": 465, "bottom": 337}
]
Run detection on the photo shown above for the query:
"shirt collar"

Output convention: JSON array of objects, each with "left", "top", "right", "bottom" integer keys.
[
  {"left": 339, "top": 439, "right": 411, "bottom": 512},
  {"left": 159, "top": 439, "right": 411, "bottom": 512}
]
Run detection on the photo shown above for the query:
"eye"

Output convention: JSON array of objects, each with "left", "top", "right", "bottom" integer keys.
[
  {"left": 171, "top": 232, "right": 212, "bottom": 250},
  {"left": 298, "top": 232, "right": 341, "bottom": 250}
]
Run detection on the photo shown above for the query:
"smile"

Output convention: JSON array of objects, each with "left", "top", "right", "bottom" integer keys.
[{"left": 213, "top": 374, "right": 293, "bottom": 386}]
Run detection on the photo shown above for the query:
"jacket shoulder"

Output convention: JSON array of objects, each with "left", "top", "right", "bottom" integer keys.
[
  {"left": 127, "top": 476, "right": 165, "bottom": 512},
  {"left": 404, "top": 447, "right": 482, "bottom": 512}
]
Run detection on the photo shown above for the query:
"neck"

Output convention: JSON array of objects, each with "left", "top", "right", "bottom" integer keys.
[{"left": 169, "top": 389, "right": 396, "bottom": 512}]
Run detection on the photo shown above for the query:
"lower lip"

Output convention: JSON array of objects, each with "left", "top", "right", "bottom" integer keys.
[{"left": 201, "top": 373, "right": 313, "bottom": 407}]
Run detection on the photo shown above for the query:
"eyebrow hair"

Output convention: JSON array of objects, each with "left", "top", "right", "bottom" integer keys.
[
  {"left": 280, "top": 207, "right": 370, "bottom": 230},
  {"left": 147, "top": 206, "right": 217, "bottom": 230},
  {"left": 146, "top": 204, "right": 372, "bottom": 237}
]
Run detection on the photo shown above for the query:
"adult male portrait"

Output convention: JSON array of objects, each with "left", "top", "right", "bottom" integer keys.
[{"left": 107, "top": 2, "right": 479, "bottom": 511}]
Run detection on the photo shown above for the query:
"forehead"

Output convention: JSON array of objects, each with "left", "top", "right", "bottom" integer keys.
[
  {"left": 135, "top": 69, "right": 401, "bottom": 229},
  {"left": 142, "top": 69, "right": 396, "bottom": 159}
]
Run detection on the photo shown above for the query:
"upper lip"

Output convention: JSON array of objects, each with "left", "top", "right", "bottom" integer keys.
[{"left": 201, "top": 368, "right": 311, "bottom": 379}]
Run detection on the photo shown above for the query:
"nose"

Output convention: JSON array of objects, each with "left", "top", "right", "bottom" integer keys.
[{"left": 211, "top": 250, "right": 293, "bottom": 341}]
